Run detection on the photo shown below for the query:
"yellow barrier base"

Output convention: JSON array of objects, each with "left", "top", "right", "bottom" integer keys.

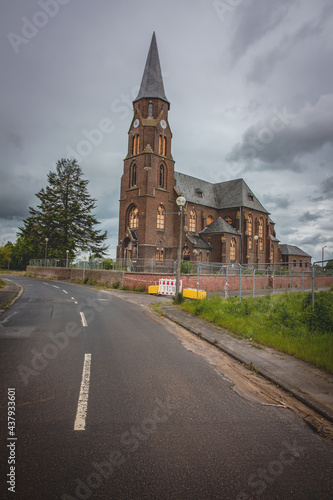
[
  {"left": 183, "top": 288, "right": 206, "bottom": 300},
  {"left": 148, "top": 285, "right": 159, "bottom": 294}
]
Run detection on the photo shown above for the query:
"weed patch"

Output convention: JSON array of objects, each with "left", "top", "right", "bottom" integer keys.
[{"left": 182, "top": 292, "right": 333, "bottom": 372}]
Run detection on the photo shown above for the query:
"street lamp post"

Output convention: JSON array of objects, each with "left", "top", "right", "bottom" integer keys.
[
  {"left": 175, "top": 196, "right": 186, "bottom": 297},
  {"left": 45, "top": 238, "right": 49, "bottom": 264},
  {"left": 66, "top": 250, "right": 69, "bottom": 268},
  {"left": 254, "top": 235, "right": 259, "bottom": 268},
  {"left": 322, "top": 246, "right": 326, "bottom": 267},
  {"left": 322, "top": 245, "right": 327, "bottom": 288}
]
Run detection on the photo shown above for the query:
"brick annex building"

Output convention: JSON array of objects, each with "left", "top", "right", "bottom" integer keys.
[{"left": 117, "top": 33, "right": 311, "bottom": 269}]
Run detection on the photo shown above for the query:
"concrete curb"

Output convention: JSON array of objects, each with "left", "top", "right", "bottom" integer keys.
[
  {"left": 0, "top": 281, "right": 23, "bottom": 316},
  {"left": 159, "top": 306, "right": 333, "bottom": 424}
]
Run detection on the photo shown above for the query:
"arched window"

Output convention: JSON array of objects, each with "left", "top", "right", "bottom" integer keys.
[
  {"left": 156, "top": 248, "right": 164, "bottom": 261},
  {"left": 248, "top": 214, "right": 253, "bottom": 236},
  {"left": 248, "top": 237, "right": 252, "bottom": 251},
  {"left": 130, "top": 164, "right": 137, "bottom": 187},
  {"left": 259, "top": 217, "right": 264, "bottom": 238},
  {"left": 129, "top": 206, "right": 139, "bottom": 229},
  {"left": 183, "top": 247, "right": 190, "bottom": 261},
  {"left": 230, "top": 238, "right": 236, "bottom": 261},
  {"left": 259, "top": 239, "right": 263, "bottom": 252},
  {"left": 207, "top": 215, "right": 214, "bottom": 225},
  {"left": 148, "top": 103, "right": 153, "bottom": 117},
  {"left": 293, "top": 259, "right": 297, "bottom": 267},
  {"left": 163, "top": 137, "right": 167, "bottom": 156},
  {"left": 206, "top": 251, "right": 210, "bottom": 263},
  {"left": 224, "top": 216, "right": 232, "bottom": 225},
  {"left": 132, "top": 135, "right": 139, "bottom": 155},
  {"left": 198, "top": 252, "right": 202, "bottom": 262},
  {"left": 159, "top": 135, "right": 162, "bottom": 155},
  {"left": 159, "top": 165, "right": 165, "bottom": 188},
  {"left": 189, "top": 209, "right": 196, "bottom": 233},
  {"left": 157, "top": 205, "right": 165, "bottom": 229}
]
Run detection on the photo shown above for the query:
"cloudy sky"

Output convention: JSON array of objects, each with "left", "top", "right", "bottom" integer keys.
[{"left": 1, "top": 0, "right": 332, "bottom": 262}]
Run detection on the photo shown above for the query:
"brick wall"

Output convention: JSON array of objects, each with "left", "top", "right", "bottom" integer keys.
[{"left": 26, "top": 267, "right": 333, "bottom": 292}]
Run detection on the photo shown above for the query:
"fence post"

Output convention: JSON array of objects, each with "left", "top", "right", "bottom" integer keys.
[
  {"left": 239, "top": 265, "right": 242, "bottom": 303},
  {"left": 225, "top": 266, "right": 229, "bottom": 299},
  {"left": 311, "top": 265, "right": 315, "bottom": 310},
  {"left": 197, "top": 264, "right": 200, "bottom": 299},
  {"left": 273, "top": 270, "right": 275, "bottom": 294},
  {"left": 252, "top": 268, "right": 255, "bottom": 296}
]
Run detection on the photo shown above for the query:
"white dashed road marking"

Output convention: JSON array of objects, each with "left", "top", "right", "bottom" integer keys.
[
  {"left": 74, "top": 353, "right": 91, "bottom": 431},
  {"left": 80, "top": 312, "right": 88, "bottom": 327}
]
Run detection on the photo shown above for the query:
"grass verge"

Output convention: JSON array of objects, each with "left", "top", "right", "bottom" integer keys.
[
  {"left": 0, "top": 278, "right": 6, "bottom": 288},
  {"left": 181, "top": 291, "right": 333, "bottom": 373}
]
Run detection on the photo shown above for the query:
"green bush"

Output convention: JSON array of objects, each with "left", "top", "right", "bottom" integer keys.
[{"left": 180, "top": 261, "right": 193, "bottom": 274}]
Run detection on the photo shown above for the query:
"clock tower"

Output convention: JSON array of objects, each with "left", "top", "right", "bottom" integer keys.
[{"left": 117, "top": 33, "right": 177, "bottom": 263}]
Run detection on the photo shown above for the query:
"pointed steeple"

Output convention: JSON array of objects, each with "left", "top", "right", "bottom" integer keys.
[{"left": 134, "top": 32, "right": 169, "bottom": 106}]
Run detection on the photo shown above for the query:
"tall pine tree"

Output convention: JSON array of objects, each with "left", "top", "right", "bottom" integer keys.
[{"left": 19, "top": 159, "right": 108, "bottom": 259}]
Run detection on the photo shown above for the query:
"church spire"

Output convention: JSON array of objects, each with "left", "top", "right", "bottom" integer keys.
[{"left": 134, "top": 32, "right": 169, "bottom": 106}]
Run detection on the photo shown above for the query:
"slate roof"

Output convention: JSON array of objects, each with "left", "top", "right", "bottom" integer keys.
[
  {"left": 174, "top": 172, "right": 269, "bottom": 214},
  {"left": 133, "top": 32, "right": 169, "bottom": 105},
  {"left": 201, "top": 217, "right": 240, "bottom": 236},
  {"left": 186, "top": 233, "right": 212, "bottom": 250},
  {"left": 269, "top": 234, "right": 280, "bottom": 243},
  {"left": 279, "top": 244, "right": 311, "bottom": 258}
]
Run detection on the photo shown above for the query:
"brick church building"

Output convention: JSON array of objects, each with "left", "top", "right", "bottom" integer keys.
[{"left": 117, "top": 33, "right": 311, "bottom": 268}]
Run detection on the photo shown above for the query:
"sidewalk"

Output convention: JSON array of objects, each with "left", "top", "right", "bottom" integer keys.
[
  {"left": 0, "top": 279, "right": 22, "bottom": 314},
  {"left": 158, "top": 303, "right": 333, "bottom": 423}
]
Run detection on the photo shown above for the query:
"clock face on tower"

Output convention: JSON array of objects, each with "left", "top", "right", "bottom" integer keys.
[
  {"left": 133, "top": 119, "right": 140, "bottom": 128},
  {"left": 160, "top": 119, "right": 167, "bottom": 129}
]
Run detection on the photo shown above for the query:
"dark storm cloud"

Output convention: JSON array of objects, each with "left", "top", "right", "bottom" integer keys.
[
  {"left": 246, "top": 3, "right": 331, "bottom": 84},
  {"left": 310, "top": 175, "right": 333, "bottom": 202},
  {"left": 226, "top": 94, "right": 333, "bottom": 167},
  {"left": 229, "top": 0, "right": 291, "bottom": 60},
  {"left": 298, "top": 211, "right": 321, "bottom": 223},
  {"left": 262, "top": 194, "right": 291, "bottom": 211}
]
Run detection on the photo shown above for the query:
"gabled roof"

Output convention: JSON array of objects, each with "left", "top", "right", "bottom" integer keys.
[
  {"left": 186, "top": 233, "right": 212, "bottom": 250},
  {"left": 279, "top": 244, "right": 311, "bottom": 258},
  {"left": 133, "top": 32, "right": 169, "bottom": 105},
  {"left": 201, "top": 217, "right": 240, "bottom": 236},
  {"left": 174, "top": 172, "right": 269, "bottom": 214}
]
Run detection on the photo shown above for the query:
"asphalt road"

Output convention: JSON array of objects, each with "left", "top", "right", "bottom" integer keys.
[{"left": 0, "top": 276, "right": 332, "bottom": 500}]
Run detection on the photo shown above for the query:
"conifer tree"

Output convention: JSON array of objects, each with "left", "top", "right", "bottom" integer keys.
[{"left": 18, "top": 159, "right": 108, "bottom": 259}]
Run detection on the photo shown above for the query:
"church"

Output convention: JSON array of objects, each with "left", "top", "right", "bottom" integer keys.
[{"left": 117, "top": 33, "right": 311, "bottom": 269}]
